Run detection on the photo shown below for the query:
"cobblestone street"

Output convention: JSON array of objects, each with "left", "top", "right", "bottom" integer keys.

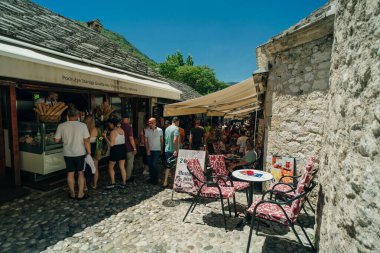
[{"left": 0, "top": 174, "right": 315, "bottom": 253}]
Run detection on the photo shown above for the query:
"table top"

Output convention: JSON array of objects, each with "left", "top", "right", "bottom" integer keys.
[{"left": 232, "top": 169, "right": 274, "bottom": 182}]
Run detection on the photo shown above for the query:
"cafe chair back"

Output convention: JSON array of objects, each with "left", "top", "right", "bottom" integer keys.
[
  {"left": 183, "top": 158, "right": 237, "bottom": 231},
  {"left": 209, "top": 155, "right": 250, "bottom": 192},
  {"left": 246, "top": 163, "right": 316, "bottom": 252},
  {"left": 271, "top": 156, "right": 317, "bottom": 215}
]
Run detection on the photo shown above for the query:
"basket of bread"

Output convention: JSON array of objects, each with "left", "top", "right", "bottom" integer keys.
[{"left": 34, "top": 102, "right": 68, "bottom": 123}]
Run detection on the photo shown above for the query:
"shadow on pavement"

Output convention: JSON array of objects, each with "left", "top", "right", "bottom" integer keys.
[
  {"left": 260, "top": 235, "right": 314, "bottom": 253},
  {"left": 0, "top": 177, "right": 163, "bottom": 253}
]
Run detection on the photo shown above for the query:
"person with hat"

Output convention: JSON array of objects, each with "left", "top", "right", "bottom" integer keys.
[
  {"left": 102, "top": 117, "right": 127, "bottom": 189},
  {"left": 120, "top": 113, "right": 137, "bottom": 182},
  {"left": 163, "top": 117, "right": 180, "bottom": 187}
]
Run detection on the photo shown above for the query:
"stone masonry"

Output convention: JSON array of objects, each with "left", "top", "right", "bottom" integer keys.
[
  {"left": 262, "top": 35, "right": 332, "bottom": 174},
  {"left": 316, "top": 0, "right": 380, "bottom": 252}
]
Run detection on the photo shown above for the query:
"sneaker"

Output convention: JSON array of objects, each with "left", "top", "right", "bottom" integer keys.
[
  {"left": 118, "top": 184, "right": 127, "bottom": 189},
  {"left": 104, "top": 184, "right": 115, "bottom": 190}
]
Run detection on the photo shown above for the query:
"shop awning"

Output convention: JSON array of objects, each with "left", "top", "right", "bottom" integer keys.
[
  {"left": 164, "top": 77, "right": 262, "bottom": 117},
  {"left": 0, "top": 42, "right": 182, "bottom": 100}
]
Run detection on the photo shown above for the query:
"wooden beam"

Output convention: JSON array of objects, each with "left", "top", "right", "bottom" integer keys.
[
  {"left": 8, "top": 85, "right": 20, "bottom": 186},
  {"left": 0, "top": 87, "right": 5, "bottom": 182}
]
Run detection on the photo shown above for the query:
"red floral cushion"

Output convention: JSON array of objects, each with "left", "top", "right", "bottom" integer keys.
[
  {"left": 200, "top": 186, "right": 235, "bottom": 198},
  {"left": 210, "top": 155, "right": 249, "bottom": 191},
  {"left": 247, "top": 198, "right": 294, "bottom": 225},
  {"left": 187, "top": 158, "right": 206, "bottom": 189},
  {"left": 209, "top": 155, "right": 228, "bottom": 177},
  {"left": 212, "top": 143, "right": 222, "bottom": 155},
  {"left": 227, "top": 181, "right": 250, "bottom": 191}
]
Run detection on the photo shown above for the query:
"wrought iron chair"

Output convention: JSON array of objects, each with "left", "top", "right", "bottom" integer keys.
[
  {"left": 271, "top": 157, "right": 317, "bottom": 214},
  {"left": 183, "top": 158, "right": 237, "bottom": 231},
  {"left": 246, "top": 165, "right": 316, "bottom": 252},
  {"left": 209, "top": 155, "right": 250, "bottom": 192}
]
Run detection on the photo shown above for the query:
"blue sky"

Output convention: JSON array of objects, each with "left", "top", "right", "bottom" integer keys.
[{"left": 33, "top": 0, "right": 327, "bottom": 82}]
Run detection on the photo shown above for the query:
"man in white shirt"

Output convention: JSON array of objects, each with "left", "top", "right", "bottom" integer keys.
[
  {"left": 54, "top": 108, "right": 91, "bottom": 200},
  {"left": 145, "top": 117, "right": 163, "bottom": 185},
  {"left": 236, "top": 131, "right": 249, "bottom": 155}
]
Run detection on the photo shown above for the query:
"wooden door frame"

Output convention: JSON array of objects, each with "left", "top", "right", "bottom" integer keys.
[
  {"left": 0, "top": 86, "right": 5, "bottom": 182},
  {"left": 8, "top": 85, "right": 20, "bottom": 186}
]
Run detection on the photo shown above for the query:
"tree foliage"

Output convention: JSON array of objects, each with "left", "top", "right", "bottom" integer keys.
[{"left": 159, "top": 51, "right": 228, "bottom": 95}]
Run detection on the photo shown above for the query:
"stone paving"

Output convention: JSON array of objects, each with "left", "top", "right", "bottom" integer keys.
[{"left": 0, "top": 170, "right": 315, "bottom": 253}]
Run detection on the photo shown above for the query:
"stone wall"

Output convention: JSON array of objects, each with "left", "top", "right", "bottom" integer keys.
[
  {"left": 316, "top": 0, "right": 380, "bottom": 252},
  {"left": 262, "top": 35, "right": 333, "bottom": 174}
]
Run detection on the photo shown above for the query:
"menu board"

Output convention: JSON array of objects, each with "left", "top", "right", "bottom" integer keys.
[
  {"left": 173, "top": 149, "right": 206, "bottom": 194},
  {"left": 270, "top": 156, "right": 296, "bottom": 184}
]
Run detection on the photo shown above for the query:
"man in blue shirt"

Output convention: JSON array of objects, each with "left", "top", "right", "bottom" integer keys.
[{"left": 163, "top": 117, "right": 179, "bottom": 187}]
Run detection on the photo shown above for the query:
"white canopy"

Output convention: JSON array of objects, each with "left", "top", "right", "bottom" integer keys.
[
  {"left": 0, "top": 42, "right": 182, "bottom": 100},
  {"left": 164, "top": 77, "right": 262, "bottom": 117}
]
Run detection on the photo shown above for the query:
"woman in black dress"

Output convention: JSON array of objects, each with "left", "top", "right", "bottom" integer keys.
[{"left": 103, "top": 118, "right": 127, "bottom": 189}]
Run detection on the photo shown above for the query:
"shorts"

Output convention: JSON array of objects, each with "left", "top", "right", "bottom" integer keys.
[
  {"left": 109, "top": 144, "right": 126, "bottom": 162},
  {"left": 64, "top": 155, "right": 86, "bottom": 173}
]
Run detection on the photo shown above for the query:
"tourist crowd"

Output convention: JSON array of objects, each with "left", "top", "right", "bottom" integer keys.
[{"left": 54, "top": 108, "right": 257, "bottom": 200}]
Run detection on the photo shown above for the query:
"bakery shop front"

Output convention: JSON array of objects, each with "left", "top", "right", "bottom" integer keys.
[{"left": 0, "top": 41, "right": 181, "bottom": 187}]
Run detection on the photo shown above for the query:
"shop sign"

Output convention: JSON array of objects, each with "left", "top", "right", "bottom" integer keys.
[
  {"left": 61, "top": 75, "right": 115, "bottom": 90},
  {"left": 173, "top": 149, "right": 206, "bottom": 194}
]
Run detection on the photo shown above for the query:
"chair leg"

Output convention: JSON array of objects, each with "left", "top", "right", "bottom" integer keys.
[
  {"left": 245, "top": 189, "right": 249, "bottom": 205},
  {"left": 290, "top": 223, "right": 305, "bottom": 248},
  {"left": 297, "top": 220, "right": 316, "bottom": 252},
  {"left": 306, "top": 197, "right": 315, "bottom": 214},
  {"left": 302, "top": 205, "right": 310, "bottom": 217},
  {"left": 171, "top": 189, "right": 174, "bottom": 200},
  {"left": 191, "top": 196, "right": 199, "bottom": 213},
  {"left": 227, "top": 198, "right": 232, "bottom": 217},
  {"left": 183, "top": 192, "right": 200, "bottom": 222},
  {"left": 233, "top": 194, "right": 238, "bottom": 217},
  {"left": 183, "top": 197, "right": 196, "bottom": 222},
  {"left": 220, "top": 197, "right": 228, "bottom": 231},
  {"left": 255, "top": 216, "right": 260, "bottom": 235},
  {"left": 246, "top": 214, "right": 255, "bottom": 253}
]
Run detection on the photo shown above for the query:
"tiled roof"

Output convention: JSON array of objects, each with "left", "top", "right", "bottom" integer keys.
[
  {"left": 0, "top": 0, "right": 200, "bottom": 100},
  {"left": 258, "top": 1, "right": 336, "bottom": 48}
]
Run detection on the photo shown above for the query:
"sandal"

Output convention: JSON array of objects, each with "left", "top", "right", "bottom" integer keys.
[
  {"left": 77, "top": 194, "right": 89, "bottom": 201},
  {"left": 68, "top": 193, "right": 76, "bottom": 199},
  {"left": 104, "top": 184, "right": 116, "bottom": 190}
]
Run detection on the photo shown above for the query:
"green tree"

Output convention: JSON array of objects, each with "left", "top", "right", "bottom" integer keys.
[
  {"left": 185, "top": 55, "right": 194, "bottom": 66},
  {"left": 159, "top": 51, "right": 227, "bottom": 95}
]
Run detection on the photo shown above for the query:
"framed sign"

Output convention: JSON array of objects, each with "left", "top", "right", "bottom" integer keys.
[
  {"left": 173, "top": 149, "right": 206, "bottom": 194},
  {"left": 270, "top": 156, "right": 296, "bottom": 184}
]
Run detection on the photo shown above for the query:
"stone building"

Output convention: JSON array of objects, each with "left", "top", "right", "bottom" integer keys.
[
  {"left": 257, "top": 0, "right": 379, "bottom": 251},
  {"left": 317, "top": 0, "right": 379, "bottom": 252},
  {"left": 257, "top": 1, "right": 335, "bottom": 174}
]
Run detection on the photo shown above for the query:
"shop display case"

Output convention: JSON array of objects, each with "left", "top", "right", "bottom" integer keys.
[{"left": 18, "top": 121, "right": 65, "bottom": 175}]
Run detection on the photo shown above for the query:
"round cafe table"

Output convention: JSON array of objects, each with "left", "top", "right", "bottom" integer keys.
[
  {"left": 232, "top": 169, "right": 274, "bottom": 206},
  {"left": 232, "top": 169, "right": 274, "bottom": 227}
]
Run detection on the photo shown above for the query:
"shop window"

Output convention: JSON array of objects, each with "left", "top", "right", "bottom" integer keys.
[{"left": 110, "top": 96, "right": 121, "bottom": 118}]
